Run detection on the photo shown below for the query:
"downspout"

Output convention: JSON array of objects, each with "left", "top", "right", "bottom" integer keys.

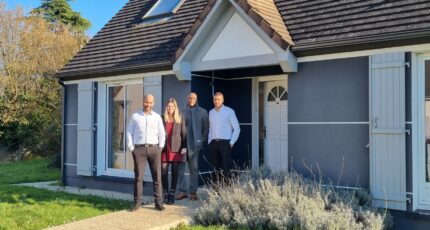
[{"left": 58, "top": 79, "right": 66, "bottom": 186}]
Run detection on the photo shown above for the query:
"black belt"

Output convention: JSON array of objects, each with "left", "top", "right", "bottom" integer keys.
[
  {"left": 135, "top": 144, "right": 157, "bottom": 147},
  {"left": 212, "top": 139, "right": 229, "bottom": 142}
]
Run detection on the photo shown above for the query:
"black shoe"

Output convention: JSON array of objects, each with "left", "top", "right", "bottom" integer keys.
[
  {"left": 167, "top": 194, "right": 175, "bottom": 205},
  {"left": 129, "top": 202, "right": 141, "bottom": 212},
  {"left": 155, "top": 202, "right": 165, "bottom": 211},
  {"left": 163, "top": 190, "right": 169, "bottom": 204}
]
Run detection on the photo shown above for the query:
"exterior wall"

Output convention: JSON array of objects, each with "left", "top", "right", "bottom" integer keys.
[
  {"left": 162, "top": 75, "right": 191, "bottom": 107},
  {"left": 288, "top": 57, "right": 370, "bottom": 187},
  {"left": 63, "top": 75, "right": 191, "bottom": 193}
]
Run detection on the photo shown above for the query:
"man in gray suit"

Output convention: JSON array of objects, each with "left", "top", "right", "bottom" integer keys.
[{"left": 176, "top": 92, "right": 209, "bottom": 200}]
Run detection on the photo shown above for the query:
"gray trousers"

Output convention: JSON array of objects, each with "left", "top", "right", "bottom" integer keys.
[
  {"left": 132, "top": 145, "right": 162, "bottom": 204},
  {"left": 177, "top": 149, "right": 200, "bottom": 194}
]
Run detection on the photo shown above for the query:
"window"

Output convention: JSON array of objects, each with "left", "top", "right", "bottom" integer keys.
[
  {"left": 142, "top": 0, "right": 183, "bottom": 23},
  {"left": 267, "top": 86, "right": 288, "bottom": 102},
  {"left": 107, "top": 84, "right": 144, "bottom": 172}
]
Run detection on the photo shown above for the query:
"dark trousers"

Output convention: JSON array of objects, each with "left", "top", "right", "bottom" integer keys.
[
  {"left": 209, "top": 140, "right": 232, "bottom": 184},
  {"left": 132, "top": 145, "right": 162, "bottom": 204}
]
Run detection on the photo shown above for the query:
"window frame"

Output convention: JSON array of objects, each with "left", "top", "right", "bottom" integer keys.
[{"left": 142, "top": 0, "right": 185, "bottom": 23}]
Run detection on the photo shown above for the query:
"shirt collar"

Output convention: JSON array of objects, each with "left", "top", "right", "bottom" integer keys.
[
  {"left": 140, "top": 109, "right": 152, "bottom": 115},
  {"left": 215, "top": 105, "right": 224, "bottom": 112}
]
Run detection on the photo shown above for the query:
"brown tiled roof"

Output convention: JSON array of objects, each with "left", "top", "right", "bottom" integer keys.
[
  {"left": 237, "top": 0, "right": 293, "bottom": 48},
  {"left": 58, "top": 0, "right": 208, "bottom": 79},
  {"left": 275, "top": 0, "right": 430, "bottom": 55},
  {"left": 175, "top": 0, "right": 293, "bottom": 60},
  {"left": 59, "top": 0, "right": 430, "bottom": 80}
]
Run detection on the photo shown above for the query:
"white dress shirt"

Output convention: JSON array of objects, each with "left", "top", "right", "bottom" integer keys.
[
  {"left": 126, "top": 109, "right": 166, "bottom": 152},
  {"left": 208, "top": 105, "right": 240, "bottom": 145}
]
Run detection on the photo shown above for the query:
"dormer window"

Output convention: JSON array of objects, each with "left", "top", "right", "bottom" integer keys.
[{"left": 142, "top": 0, "right": 184, "bottom": 23}]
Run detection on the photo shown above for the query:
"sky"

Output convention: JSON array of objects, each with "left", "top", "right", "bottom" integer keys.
[{"left": 4, "top": 0, "right": 128, "bottom": 37}]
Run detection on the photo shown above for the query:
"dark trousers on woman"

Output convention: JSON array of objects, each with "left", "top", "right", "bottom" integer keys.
[
  {"left": 209, "top": 139, "right": 232, "bottom": 185},
  {"left": 132, "top": 145, "right": 163, "bottom": 206},
  {"left": 161, "top": 162, "right": 180, "bottom": 204}
]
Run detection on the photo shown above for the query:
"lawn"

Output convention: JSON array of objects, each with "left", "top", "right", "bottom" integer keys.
[{"left": 0, "top": 159, "right": 130, "bottom": 230}]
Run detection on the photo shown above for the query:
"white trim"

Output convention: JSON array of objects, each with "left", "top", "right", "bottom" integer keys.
[
  {"left": 64, "top": 163, "right": 77, "bottom": 166},
  {"left": 103, "top": 168, "right": 134, "bottom": 178},
  {"left": 298, "top": 43, "right": 430, "bottom": 63},
  {"left": 288, "top": 122, "right": 369, "bottom": 125},
  {"left": 63, "top": 70, "right": 174, "bottom": 85},
  {"left": 258, "top": 75, "right": 288, "bottom": 82},
  {"left": 414, "top": 53, "right": 430, "bottom": 210},
  {"left": 65, "top": 124, "right": 78, "bottom": 126},
  {"left": 96, "top": 82, "right": 107, "bottom": 176}
]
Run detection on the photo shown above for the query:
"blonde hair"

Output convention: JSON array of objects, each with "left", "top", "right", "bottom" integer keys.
[{"left": 164, "top": 98, "right": 182, "bottom": 124}]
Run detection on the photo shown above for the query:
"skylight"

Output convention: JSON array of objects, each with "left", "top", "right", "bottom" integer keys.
[{"left": 142, "top": 0, "right": 183, "bottom": 22}]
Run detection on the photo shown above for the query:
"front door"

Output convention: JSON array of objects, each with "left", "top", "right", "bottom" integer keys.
[{"left": 264, "top": 81, "right": 288, "bottom": 171}]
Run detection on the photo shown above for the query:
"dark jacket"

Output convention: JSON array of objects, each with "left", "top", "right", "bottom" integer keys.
[
  {"left": 163, "top": 116, "right": 187, "bottom": 153},
  {"left": 182, "top": 104, "right": 209, "bottom": 153}
]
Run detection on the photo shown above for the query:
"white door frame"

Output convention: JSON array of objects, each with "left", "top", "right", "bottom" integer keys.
[
  {"left": 251, "top": 74, "right": 288, "bottom": 170},
  {"left": 413, "top": 52, "right": 430, "bottom": 211}
]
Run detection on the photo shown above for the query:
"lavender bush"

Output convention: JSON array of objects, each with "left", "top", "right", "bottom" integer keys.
[{"left": 193, "top": 168, "right": 392, "bottom": 230}]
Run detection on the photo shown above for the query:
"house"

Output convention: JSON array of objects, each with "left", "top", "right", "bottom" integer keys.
[{"left": 58, "top": 0, "right": 430, "bottom": 227}]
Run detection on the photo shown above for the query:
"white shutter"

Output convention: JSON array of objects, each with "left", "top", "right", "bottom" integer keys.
[
  {"left": 370, "top": 52, "right": 406, "bottom": 210},
  {"left": 77, "top": 82, "right": 95, "bottom": 176},
  {"left": 144, "top": 76, "right": 162, "bottom": 114}
]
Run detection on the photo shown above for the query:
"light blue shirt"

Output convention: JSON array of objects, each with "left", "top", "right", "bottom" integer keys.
[
  {"left": 126, "top": 109, "right": 166, "bottom": 151},
  {"left": 208, "top": 105, "right": 240, "bottom": 145}
]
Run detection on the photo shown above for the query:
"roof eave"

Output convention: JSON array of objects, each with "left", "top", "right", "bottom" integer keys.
[
  {"left": 292, "top": 29, "right": 430, "bottom": 57},
  {"left": 57, "top": 61, "right": 173, "bottom": 82}
]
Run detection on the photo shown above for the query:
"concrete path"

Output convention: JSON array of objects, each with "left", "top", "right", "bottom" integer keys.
[{"left": 17, "top": 182, "right": 206, "bottom": 230}]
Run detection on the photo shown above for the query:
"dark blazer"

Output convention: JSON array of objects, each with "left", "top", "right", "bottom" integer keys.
[{"left": 163, "top": 116, "right": 187, "bottom": 153}]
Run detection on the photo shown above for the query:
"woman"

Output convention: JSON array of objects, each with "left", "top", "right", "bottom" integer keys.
[{"left": 161, "top": 98, "right": 187, "bottom": 204}]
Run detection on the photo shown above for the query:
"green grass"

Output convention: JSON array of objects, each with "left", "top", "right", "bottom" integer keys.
[
  {"left": 0, "top": 158, "right": 60, "bottom": 184},
  {"left": 0, "top": 159, "right": 131, "bottom": 230}
]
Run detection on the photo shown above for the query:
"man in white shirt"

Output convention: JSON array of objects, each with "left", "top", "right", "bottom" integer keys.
[
  {"left": 126, "top": 94, "right": 166, "bottom": 212},
  {"left": 208, "top": 92, "right": 240, "bottom": 184}
]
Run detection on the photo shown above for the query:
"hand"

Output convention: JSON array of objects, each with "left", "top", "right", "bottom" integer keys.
[
  {"left": 128, "top": 144, "right": 135, "bottom": 152},
  {"left": 181, "top": 148, "right": 187, "bottom": 154}
]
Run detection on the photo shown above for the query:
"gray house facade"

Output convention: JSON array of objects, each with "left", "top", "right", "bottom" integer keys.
[{"left": 58, "top": 0, "right": 430, "bottom": 226}]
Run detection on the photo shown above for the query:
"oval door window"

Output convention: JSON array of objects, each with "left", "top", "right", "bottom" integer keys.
[{"left": 267, "top": 86, "right": 288, "bottom": 103}]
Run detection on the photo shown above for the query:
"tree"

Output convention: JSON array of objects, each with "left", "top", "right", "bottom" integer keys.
[
  {"left": 0, "top": 3, "right": 86, "bottom": 160},
  {"left": 31, "top": 0, "right": 91, "bottom": 32}
]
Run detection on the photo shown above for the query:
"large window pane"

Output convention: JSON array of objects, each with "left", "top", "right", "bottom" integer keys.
[
  {"left": 108, "top": 86, "right": 125, "bottom": 170},
  {"left": 125, "top": 84, "right": 144, "bottom": 171},
  {"left": 107, "top": 84, "right": 144, "bottom": 171}
]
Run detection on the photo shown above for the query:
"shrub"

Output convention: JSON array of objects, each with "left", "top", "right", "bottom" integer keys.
[{"left": 192, "top": 168, "right": 392, "bottom": 230}]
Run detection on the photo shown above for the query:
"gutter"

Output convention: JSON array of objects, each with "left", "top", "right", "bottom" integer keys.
[
  {"left": 57, "top": 61, "right": 173, "bottom": 81},
  {"left": 58, "top": 79, "right": 66, "bottom": 186},
  {"left": 292, "top": 29, "right": 430, "bottom": 57}
]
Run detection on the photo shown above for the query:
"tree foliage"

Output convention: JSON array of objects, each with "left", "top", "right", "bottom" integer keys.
[
  {"left": 31, "top": 0, "right": 91, "bottom": 32},
  {"left": 0, "top": 3, "right": 86, "bottom": 159}
]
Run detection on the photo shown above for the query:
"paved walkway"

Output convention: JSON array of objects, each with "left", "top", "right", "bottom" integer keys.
[{"left": 17, "top": 182, "right": 206, "bottom": 230}]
